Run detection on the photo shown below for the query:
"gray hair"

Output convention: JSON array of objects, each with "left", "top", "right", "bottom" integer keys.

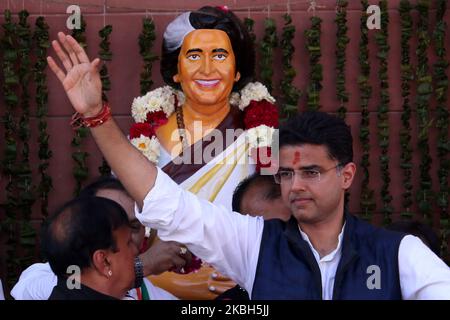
[{"left": 163, "top": 12, "right": 195, "bottom": 53}]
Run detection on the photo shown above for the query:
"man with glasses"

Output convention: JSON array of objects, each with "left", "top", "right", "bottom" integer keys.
[{"left": 134, "top": 111, "right": 450, "bottom": 299}]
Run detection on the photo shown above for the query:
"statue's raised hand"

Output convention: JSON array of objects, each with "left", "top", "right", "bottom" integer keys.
[{"left": 47, "top": 32, "right": 103, "bottom": 117}]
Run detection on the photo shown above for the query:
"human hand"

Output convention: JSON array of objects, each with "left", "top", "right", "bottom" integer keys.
[
  {"left": 47, "top": 32, "right": 103, "bottom": 117},
  {"left": 140, "top": 240, "right": 192, "bottom": 276}
]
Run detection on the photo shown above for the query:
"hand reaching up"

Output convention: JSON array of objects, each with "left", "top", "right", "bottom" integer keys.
[{"left": 47, "top": 32, "right": 103, "bottom": 117}]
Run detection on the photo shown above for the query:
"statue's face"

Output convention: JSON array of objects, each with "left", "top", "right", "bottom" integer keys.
[{"left": 173, "top": 29, "right": 240, "bottom": 109}]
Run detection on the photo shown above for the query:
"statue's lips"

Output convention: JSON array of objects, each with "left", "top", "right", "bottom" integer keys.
[{"left": 195, "top": 79, "right": 220, "bottom": 88}]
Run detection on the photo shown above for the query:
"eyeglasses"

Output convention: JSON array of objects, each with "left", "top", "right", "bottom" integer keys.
[{"left": 274, "top": 164, "right": 342, "bottom": 184}]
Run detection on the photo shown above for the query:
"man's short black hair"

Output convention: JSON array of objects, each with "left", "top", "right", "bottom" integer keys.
[
  {"left": 279, "top": 111, "right": 353, "bottom": 165},
  {"left": 161, "top": 6, "right": 255, "bottom": 92},
  {"left": 41, "top": 196, "right": 129, "bottom": 277},
  {"left": 80, "top": 176, "right": 127, "bottom": 197},
  {"left": 232, "top": 173, "right": 280, "bottom": 212}
]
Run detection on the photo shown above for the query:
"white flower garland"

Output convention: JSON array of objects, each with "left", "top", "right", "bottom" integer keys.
[
  {"left": 246, "top": 125, "right": 275, "bottom": 149},
  {"left": 130, "top": 134, "right": 160, "bottom": 164},
  {"left": 130, "top": 82, "right": 275, "bottom": 163},
  {"left": 237, "top": 82, "right": 276, "bottom": 111}
]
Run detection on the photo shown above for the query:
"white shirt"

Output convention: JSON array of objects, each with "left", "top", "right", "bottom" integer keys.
[
  {"left": 136, "top": 167, "right": 450, "bottom": 299},
  {"left": 10, "top": 262, "right": 177, "bottom": 300},
  {"left": 0, "top": 279, "right": 5, "bottom": 300},
  {"left": 299, "top": 225, "right": 345, "bottom": 300}
]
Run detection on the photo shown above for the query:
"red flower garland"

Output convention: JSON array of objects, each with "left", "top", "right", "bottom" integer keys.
[
  {"left": 129, "top": 122, "right": 155, "bottom": 139},
  {"left": 146, "top": 110, "right": 169, "bottom": 127},
  {"left": 243, "top": 100, "right": 279, "bottom": 129}
]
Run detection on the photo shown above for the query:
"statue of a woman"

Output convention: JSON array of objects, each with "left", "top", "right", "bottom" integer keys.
[
  {"left": 47, "top": 6, "right": 278, "bottom": 299},
  {"left": 128, "top": 6, "right": 278, "bottom": 299}
]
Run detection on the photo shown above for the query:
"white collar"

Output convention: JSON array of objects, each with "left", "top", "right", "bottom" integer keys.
[{"left": 298, "top": 222, "right": 346, "bottom": 262}]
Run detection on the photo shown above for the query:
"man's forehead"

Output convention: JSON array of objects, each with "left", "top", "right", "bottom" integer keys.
[{"left": 279, "top": 144, "right": 331, "bottom": 165}]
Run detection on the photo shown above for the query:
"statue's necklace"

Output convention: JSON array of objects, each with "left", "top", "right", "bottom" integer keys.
[{"left": 175, "top": 95, "right": 189, "bottom": 152}]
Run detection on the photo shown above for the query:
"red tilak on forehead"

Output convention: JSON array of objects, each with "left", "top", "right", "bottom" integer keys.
[{"left": 293, "top": 151, "right": 301, "bottom": 165}]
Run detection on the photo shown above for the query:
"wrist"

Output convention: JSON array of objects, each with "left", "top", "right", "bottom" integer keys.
[
  {"left": 134, "top": 256, "right": 144, "bottom": 288},
  {"left": 83, "top": 103, "right": 104, "bottom": 118},
  {"left": 139, "top": 252, "right": 153, "bottom": 276},
  {"left": 71, "top": 102, "right": 111, "bottom": 129}
]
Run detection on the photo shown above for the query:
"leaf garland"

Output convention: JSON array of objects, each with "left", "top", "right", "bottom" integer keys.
[
  {"left": 17, "top": 10, "right": 34, "bottom": 209},
  {"left": 259, "top": 17, "right": 278, "bottom": 94},
  {"left": 1, "top": 9, "right": 20, "bottom": 289},
  {"left": 98, "top": 25, "right": 113, "bottom": 177},
  {"left": 399, "top": 0, "right": 414, "bottom": 218},
  {"left": 335, "top": 0, "right": 349, "bottom": 119},
  {"left": 244, "top": 17, "right": 256, "bottom": 45},
  {"left": 433, "top": 0, "right": 449, "bottom": 257},
  {"left": 71, "top": 16, "right": 89, "bottom": 195},
  {"left": 416, "top": 0, "right": 433, "bottom": 219},
  {"left": 304, "top": 16, "right": 323, "bottom": 111},
  {"left": 139, "top": 18, "right": 158, "bottom": 96},
  {"left": 358, "top": 0, "right": 375, "bottom": 220},
  {"left": 375, "top": 0, "right": 393, "bottom": 224},
  {"left": 17, "top": 10, "right": 36, "bottom": 262},
  {"left": 99, "top": 25, "right": 112, "bottom": 101},
  {"left": 34, "top": 17, "right": 52, "bottom": 218},
  {"left": 280, "top": 13, "right": 300, "bottom": 121}
]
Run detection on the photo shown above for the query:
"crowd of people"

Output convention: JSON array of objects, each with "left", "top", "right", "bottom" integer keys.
[{"left": 6, "top": 6, "right": 450, "bottom": 300}]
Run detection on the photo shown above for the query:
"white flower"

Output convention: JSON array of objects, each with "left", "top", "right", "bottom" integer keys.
[
  {"left": 131, "top": 86, "right": 180, "bottom": 122},
  {"left": 131, "top": 96, "right": 149, "bottom": 123},
  {"left": 246, "top": 125, "right": 275, "bottom": 148},
  {"left": 238, "top": 82, "right": 276, "bottom": 111},
  {"left": 130, "top": 135, "right": 161, "bottom": 164},
  {"left": 229, "top": 92, "right": 240, "bottom": 106}
]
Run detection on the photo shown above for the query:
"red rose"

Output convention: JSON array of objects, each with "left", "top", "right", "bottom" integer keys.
[
  {"left": 146, "top": 110, "right": 169, "bottom": 128},
  {"left": 244, "top": 100, "right": 279, "bottom": 129},
  {"left": 129, "top": 122, "right": 155, "bottom": 139}
]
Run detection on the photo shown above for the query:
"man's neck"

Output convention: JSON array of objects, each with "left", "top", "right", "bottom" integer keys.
[
  {"left": 299, "top": 210, "right": 345, "bottom": 259},
  {"left": 81, "top": 271, "right": 120, "bottom": 299}
]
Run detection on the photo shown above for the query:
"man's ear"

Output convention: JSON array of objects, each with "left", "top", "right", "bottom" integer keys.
[
  {"left": 341, "top": 162, "right": 356, "bottom": 190},
  {"left": 173, "top": 74, "right": 180, "bottom": 83},
  {"left": 235, "top": 71, "right": 241, "bottom": 82},
  {"left": 92, "top": 250, "right": 110, "bottom": 277}
]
